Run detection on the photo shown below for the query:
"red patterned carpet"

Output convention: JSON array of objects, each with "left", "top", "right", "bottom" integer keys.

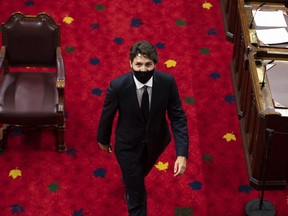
[{"left": 0, "top": 0, "right": 288, "bottom": 215}]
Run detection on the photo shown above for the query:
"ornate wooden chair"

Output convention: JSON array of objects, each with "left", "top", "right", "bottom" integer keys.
[{"left": 0, "top": 12, "right": 66, "bottom": 152}]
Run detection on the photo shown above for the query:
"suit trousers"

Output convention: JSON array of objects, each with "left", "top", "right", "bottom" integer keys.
[{"left": 121, "top": 143, "right": 157, "bottom": 216}]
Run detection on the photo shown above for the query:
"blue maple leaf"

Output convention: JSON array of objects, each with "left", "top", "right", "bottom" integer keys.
[
  {"left": 72, "top": 208, "right": 84, "bottom": 216},
  {"left": 210, "top": 72, "right": 221, "bottom": 79},
  {"left": 93, "top": 168, "right": 106, "bottom": 178},
  {"left": 188, "top": 181, "right": 202, "bottom": 190},
  {"left": 90, "top": 58, "right": 100, "bottom": 65},
  {"left": 208, "top": 28, "right": 217, "bottom": 35},
  {"left": 155, "top": 42, "right": 165, "bottom": 49},
  {"left": 90, "top": 23, "right": 99, "bottom": 30},
  {"left": 114, "top": 37, "right": 124, "bottom": 44},
  {"left": 239, "top": 185, "right": 253, "bottom": 194},
  {"left": 25, "top": 1, "right": 35, "bottom": 6},
  {"left": 225, "top": 95, "right": 236, "bottom": 104},
  {"left": 66, "top": 148, "right": 78, "bottom": 157},
  {"left": 131, "top": 18, "right": 143, "bottom": 28},
  {"left": 92, "top": 88, "right": 102, "bottom": 96},
  {"left": 153, "top": 0, "right": 163, "bottom": 4},
  {"left": 10, "top": 204, "right": 25, "bottom": 214}
]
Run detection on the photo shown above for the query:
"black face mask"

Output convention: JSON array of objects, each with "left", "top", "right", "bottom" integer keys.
[{"left": 133, "top": 70, "right": 154, "bottom": 84}]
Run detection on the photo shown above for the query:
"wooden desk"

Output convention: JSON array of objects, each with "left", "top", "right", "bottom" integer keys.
[
  {"left": 220, "top": 0, "right": 288, "bottom": 42},
  {"left": 231, "top": 0, "right": 288, "bottom": 189}
]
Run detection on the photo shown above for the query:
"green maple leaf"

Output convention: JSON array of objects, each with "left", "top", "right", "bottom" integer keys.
[
  {"left": 176, "top": 19, "right": 186, "bottom": 26},
  {"left": 202, "top": 154, "right": 213, "bottom": 163},
  {"left": 95, "top": 4, "right": 105, "bottom": 10},
  {"left": 184, "top": 97, "right": 195, "bottom": 105},
  {"left": 65, "top": 46, "right": 75, "bottom": 54},
  {"left": 48, "top": 183, "right": 60, "bottom": 192},
  {"left": 200, "top": 48, "right": 210, "bottom": 54},
  {"left": 175, "top": 207, "right": 193, "bottom": 216}
]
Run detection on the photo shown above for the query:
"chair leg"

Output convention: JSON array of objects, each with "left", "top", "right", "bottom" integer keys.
[
  {"left": 56, "top": 125, "right": 66, "bottom": 152},
  {"left": 0, "top": 124, "right": 9, "bottom": 152},
  {"left": 0, "top": 134, "right": 4, "bottom": 152}
]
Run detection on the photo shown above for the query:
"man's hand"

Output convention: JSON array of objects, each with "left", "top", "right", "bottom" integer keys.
[
  {"left": 99, "top": 143, "right": 112, "bottom": 153},
  {"left": 174, "top": 156, "right": 187, "bottom": 177}
]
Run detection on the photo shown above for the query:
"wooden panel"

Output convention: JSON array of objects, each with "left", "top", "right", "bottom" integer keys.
[{"left": 220, "top": 0, "right": 238, "bottom": 41}]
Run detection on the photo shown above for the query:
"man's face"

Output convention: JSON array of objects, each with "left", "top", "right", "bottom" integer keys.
[{"left": 130, "top": 54, "right": 156, "bottom": 72}]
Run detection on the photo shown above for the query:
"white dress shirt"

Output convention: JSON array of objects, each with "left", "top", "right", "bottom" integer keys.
[{"left": 133, "top": 76, "right": 153, "bottom": 109}]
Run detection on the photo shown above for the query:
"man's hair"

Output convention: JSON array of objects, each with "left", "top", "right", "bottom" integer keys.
[{"left": 129, "top": 40, "right": 158, "bottom": 63}]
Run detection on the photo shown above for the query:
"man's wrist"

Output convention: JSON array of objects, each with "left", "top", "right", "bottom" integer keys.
[
  {"left": 99, "top": 142, "right": 111, "bottom": 146},
  {"left": 177, "top": 155, "right": 187, "bottom": 159}
]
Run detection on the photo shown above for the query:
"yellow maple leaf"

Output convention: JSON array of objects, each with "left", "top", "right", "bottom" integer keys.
[
  {"left": 9, "top": 168, "right": 22, "bottom": 179},
  {"left": 223, "top": 132, "right": 236, "bottom": 142},
  {"left": 63, "top": 16, "right": 74, "bottom": 24},
  {"left": 164, "top": 60, "right": 177, "bottom": 68},
  {"left": 202, "top": 1, "right": 213, "bottom": 10},
  {"left": 154, "top": 161, "right": 169, "bottom": 171}
]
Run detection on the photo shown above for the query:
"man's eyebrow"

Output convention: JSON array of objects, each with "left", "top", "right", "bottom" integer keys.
[{"left": 135, "top": 62, "right": 153, "bottom": 65}]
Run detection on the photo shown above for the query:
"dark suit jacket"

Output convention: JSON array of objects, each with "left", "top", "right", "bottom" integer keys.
[{"left": 97, "top": 70, "right": 189, "bottom": 167}]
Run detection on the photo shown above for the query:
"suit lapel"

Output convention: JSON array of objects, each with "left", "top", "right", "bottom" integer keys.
[{"left": 148, "top": 73, "right": 160, "bottom": 124}]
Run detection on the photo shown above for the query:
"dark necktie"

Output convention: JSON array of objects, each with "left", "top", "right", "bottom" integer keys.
[{"left": 141, "top": 85, "right": 149, "bottom": 123}]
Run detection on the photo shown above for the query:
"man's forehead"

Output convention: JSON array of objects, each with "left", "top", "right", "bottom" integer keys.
[{"left": 133, "top": 54, "right": 153, "bottom": 63}]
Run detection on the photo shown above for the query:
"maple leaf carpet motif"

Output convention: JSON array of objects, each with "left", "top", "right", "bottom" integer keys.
[{"left": 0, "top": 0, "right": 288, "bottom": 216}]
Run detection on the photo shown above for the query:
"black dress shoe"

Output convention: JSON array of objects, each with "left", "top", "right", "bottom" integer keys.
[
  {"left": 121, "top": 176, "right": 129, "bottom": 202},
  {"left": 124, "top": 193, "right": 129, "bottom": 202}
]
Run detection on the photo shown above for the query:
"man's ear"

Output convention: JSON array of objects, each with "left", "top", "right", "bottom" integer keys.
[{"left": 130, "top": 60, "right": 133, "bottom": 69}]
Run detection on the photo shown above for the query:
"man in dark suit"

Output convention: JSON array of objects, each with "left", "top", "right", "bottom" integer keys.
[{"left": 97, "top": 40, "right": 189, "bottom": 216}]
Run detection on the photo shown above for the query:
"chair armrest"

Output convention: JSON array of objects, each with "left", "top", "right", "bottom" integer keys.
[
  {"left": 0, "top": 46, "right": 6, "bottom": 72},
  {"left": 56, "top": 47, "right": 65, "bottom": 113},
  {"left": 56, "top": 47, "right": 65, "bottom": 88}
]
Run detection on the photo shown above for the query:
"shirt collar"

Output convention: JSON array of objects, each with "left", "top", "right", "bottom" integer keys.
[{"left": 133, "top": 75, "right": 153, "bottom": 89}]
